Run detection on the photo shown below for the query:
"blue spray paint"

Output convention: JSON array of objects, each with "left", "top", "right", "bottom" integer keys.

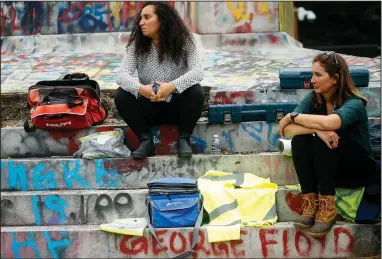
[
  {"left": 95, "top": 159, "right": 121, "bottom": 188},
  {"left": 221, "top": 129, "right": 236, "bottom": 152},
  {"left": 32, "top": 195, "right": 42, "bottom": 225},
  {"left": 267, "top": 122, "right": 280, "bottom": 147},
  {"left": 33, "top": 163, "right": 57, "bottom": 190},
  {"left": 44, "top": 196, "right": 68, "bottom": 224},
  {"left": 62, "top": 160, "right": 91, "bottom": 189},
  {"left": 151, "top": 127, "right": 160, "bottom": 145},
  {"left": 43, "top": 231, "right": 70, "bottom": 259},
  {"left": 241, "top": 122, "right": 263, "bottom": 142},
  {"left": 190, "top": 136, "right": 207, "bottom": 153},
  {"left": 8, "top": 161, "right": 27, "bottom": 191},
  {"left": 32, "top": 195, "right": 68, "bottom": 225},
  {"left": 11, "top": 232, "right": 40, "bottom": 259}
]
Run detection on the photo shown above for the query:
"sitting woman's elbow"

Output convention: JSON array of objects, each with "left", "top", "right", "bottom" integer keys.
[
  {"left": 196, "top": 69, "right": 204, "bottom": 82},
  {"left": 116, "top": 75, "right": 122, "bottom": 85},
  {"left": 283, "top": 125, "right": 295, "bottom": 137}
]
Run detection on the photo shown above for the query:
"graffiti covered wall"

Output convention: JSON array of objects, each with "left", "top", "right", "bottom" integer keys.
[
  {"left": 0, "top": 1, "right": 196, "bottom": 36},
  {"left": 195, "top": 2, "right": 279, "bottom": 34},
  {"left": 1, "top": 1, "right": 285, "bottom": 36}
]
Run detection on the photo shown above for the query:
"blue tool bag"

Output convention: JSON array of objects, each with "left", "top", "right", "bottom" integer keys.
[{"left": 146, "top": 177, "right": 203, "bottom": 259}]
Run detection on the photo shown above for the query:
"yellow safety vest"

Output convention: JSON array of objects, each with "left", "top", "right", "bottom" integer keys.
[{"left": 198, "top": 170, "right": 278, "bottom": 243}]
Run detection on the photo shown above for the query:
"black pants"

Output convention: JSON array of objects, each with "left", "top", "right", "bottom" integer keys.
[
  {"left": 292, "top": 134, "right": 379, "bottom": 196},
  {"left": 114, "top": 84, "right": 204, "bottom": 137}
]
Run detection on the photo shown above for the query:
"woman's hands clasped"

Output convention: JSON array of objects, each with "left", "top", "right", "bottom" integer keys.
[
  {"left": 139, "top": 83, "right": 155, "bottom": 99},
  {"left": 139, "top": 82, "right": 176, "bottom": 102},
  {"left": 154, "top": 82, "right": 176, "bottom": 102}
]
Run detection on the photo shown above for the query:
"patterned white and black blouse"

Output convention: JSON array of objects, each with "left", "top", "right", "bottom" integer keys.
[{"left": 116, "top": 36, "right": 203, "bottom": 102}]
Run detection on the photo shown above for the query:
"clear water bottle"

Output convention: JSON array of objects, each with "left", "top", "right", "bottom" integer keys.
[{"left": 211, "top": 134, "right": 221, "bottom": 154}]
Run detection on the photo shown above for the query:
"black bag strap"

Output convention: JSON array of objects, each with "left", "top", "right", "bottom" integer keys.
[
  {"left": 24, "top": 119, "right": 36, "bottom": 133},
  {"left": 146, "top": 200, "right": 204, "bottom": 259}
]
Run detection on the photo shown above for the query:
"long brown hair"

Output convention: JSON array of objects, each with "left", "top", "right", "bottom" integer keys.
[{"left": 312, "top": 52, "right": 368, "bottom": 109}]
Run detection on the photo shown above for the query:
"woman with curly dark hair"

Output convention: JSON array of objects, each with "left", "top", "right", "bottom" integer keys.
[{"left": 115, "top": 2, "right": 204, "bottom": 159}]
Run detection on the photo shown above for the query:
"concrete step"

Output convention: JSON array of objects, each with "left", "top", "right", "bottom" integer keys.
[
  {"left": 210, "top": 86, "right": 381, "bottom": 117},
  {"left": 1, "top": 154, "right": 298, "bottom": 191},
  {"left": 1, "top": 118, "right": 380, "bottom": 158},
  {"left": 1, "top": 223, "right": 380, "bottom": 258},
  {"left": 0, "top": 187, "right": 304, "bottom": 226},
  {"left": 0, "top": 121, "right": 282, "bottom": 158}
]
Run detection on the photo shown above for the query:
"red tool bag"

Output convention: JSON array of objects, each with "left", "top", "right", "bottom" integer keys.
[{"left": 24, "top": 73, "right": 108, "bottom": 132}]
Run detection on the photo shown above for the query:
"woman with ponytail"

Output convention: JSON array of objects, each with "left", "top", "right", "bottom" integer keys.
[{"left": 278, "top": 51, "right": 379, "bottom": 237}]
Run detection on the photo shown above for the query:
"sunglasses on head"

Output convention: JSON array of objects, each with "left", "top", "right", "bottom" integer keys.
[{"left": 323, "top": 51, "right": 339, "bottom": 70}]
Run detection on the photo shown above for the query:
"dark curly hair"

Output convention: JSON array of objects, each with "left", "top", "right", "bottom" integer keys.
[{"left": 127, "top": 2, "right": 192, "bottom": 66}]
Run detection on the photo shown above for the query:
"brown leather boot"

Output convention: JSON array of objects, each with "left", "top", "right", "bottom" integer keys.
[
  {"left": 308, "top": 195, "right": 337, "bottom": 237},
  {"left": 294, "top": 193, "right": 318, "bottom": 228}
]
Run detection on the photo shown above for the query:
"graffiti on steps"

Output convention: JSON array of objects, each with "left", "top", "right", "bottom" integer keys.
[
  {"left": 4, "top": 189, "right": 321, "bottom": 226},
  {"left": 211, "top": 90, "right": 381, "bottom": 117},
  {"left": 94, "top": 193, "right": 133, "bottom": 221},
  {"left": 260, "top": 228, "right": 354, "bottom": 258},
  {"left": 1, "top": 231, "right": 71, "bottom": 259},
  {"left": 0, "top": 125, "right": 209, "bottom": 158},
  {"left": 1, "top": 154, "right": 297, "bottom": 192},
  {"left": 1, "top": 190, "right": 144, "bottom": 226},
  {"left": 119, "top": 230, "right": 248, "bottom": 258},
  {"left": 1, "top": 227, "right": 369, "bottom": 258},
  {"left": 285, "top": 192, "right": 304, "bottom": 215},
  {"left": 1, "top": 122, "right": 290, "bottom": 159},
  {"left": 2, "top": 159, "right": 124, "bottom": 191}
]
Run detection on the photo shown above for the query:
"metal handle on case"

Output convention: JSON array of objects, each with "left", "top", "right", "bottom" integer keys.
[
  {"left": 223, "top": 112, "right": 232, "bottom": 124},
  {"left": 241, "top": 110, "right": 266, "bottom": 115},
  {"left": 276, "top": 111, "right": 285, "bottom": 121}
]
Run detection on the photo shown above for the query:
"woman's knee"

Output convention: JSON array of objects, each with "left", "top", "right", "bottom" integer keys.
[
  {"left": 291, "top": 134, "right": 313, "bottom": 151},
  {"left": 114, "top": 88, "right": 134, "bottom": 109},
  {"left": 181, "top": 84, "right": 204, "bottom": 104}
]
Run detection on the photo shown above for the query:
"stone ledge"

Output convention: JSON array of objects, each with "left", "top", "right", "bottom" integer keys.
[
  {"left": 0, "top": 121, "right": 282, "bottom": 158},
  {"left": 0, "top": 154, "right": 297, "bottom": 191},
  {"left": 0, "top": 187, "right": 304, "bottom": 226},
  {"left": 209, "top": 86, "right": 381, "bottom": 117},
  {"left": 1, "top": 223, "right": 380, "bottom": 258},
  {"left": 2, "top": 118, "right": 380, "bottom": 158}
]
